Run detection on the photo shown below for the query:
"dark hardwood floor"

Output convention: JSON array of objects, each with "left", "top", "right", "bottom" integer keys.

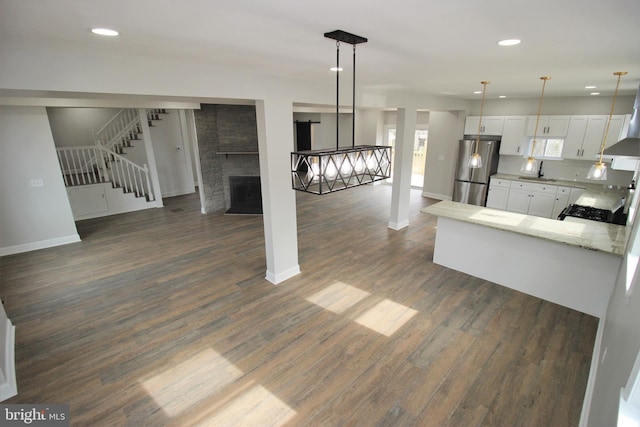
[{"left": 0, "top": 184, "right": 597, "bottom": 426}]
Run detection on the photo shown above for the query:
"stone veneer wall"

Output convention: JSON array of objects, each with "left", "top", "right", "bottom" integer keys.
[{"left": 193, "top": 104, "right": 260, "bottom": 212}]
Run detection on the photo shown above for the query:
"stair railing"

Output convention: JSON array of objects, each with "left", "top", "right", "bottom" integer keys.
[
  {"left": 56, "top": 145, "right": 154, "bottom": 201},
  {"left": 92, "top": 108, "right": 140, "bottom": 154},
  {"left": 106, "top": 148, "right": 155, "bottom": 202},
  {"left": 56, "top": 146, "right": 107, "bottom": 186}
]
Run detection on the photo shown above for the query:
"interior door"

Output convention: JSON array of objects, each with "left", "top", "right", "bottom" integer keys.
[{"left": 150, "top": 111, "right": 195, "bottom": 198}]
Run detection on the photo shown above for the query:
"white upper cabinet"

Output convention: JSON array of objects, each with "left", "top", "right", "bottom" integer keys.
[
  {"left": 562, "top": 116, "right": 589, "bottom": 160},
  {"left": 563, "top": 115, "right": 626, "bottom": 160},
  {"left": 526, "top": 115, "right": 571, "bottom": 137},
  {"left": 500, "top": 116, "right": 528, "bottom": 156},
  {"left": 464, "top": 116, "right": 505, "bottom": 135}
]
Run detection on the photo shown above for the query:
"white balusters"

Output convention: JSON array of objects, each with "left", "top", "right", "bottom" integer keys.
[{"left": 55, "top": 146, "right": 154, "bottom": 202}]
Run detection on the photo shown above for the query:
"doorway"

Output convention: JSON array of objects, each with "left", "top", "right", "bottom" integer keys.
[{"left": 384, "top": 125, "right": 428, "bottom": 188}]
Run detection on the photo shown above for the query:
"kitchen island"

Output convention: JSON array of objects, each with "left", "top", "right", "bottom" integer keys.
[{"left": 422, "top": 200, "right": 628, "bottom": 317}]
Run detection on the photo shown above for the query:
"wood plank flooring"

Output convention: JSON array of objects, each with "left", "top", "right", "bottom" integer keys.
[{"left": 0, "top": 185, "right": 598, "bottom": 426}]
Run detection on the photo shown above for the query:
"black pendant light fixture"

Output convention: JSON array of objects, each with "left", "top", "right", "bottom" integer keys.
[{"left": 291, "top": 30, "right": 392, "bottom": 195}]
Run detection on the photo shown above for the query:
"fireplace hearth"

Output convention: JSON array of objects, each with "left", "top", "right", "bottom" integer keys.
[{"left": 226, "top": 176, "right": 262, "bottom": 215}]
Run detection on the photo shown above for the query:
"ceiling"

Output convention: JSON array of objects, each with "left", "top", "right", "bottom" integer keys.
[{"left": 2, "top": 0, "right": 640, "bottom": 100}]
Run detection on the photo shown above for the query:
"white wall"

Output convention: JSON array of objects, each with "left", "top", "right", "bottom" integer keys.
[
  {"left": 587, "top": 208, "right": 640, "bottom": 426},
  {"left": 292, "top": 112, "right": 355, "bottom": 150},
  {"left": 422, "top": 111, "right": 465, "bottom": 200},
  {"left": 0, "top": 106, "right": 79, "bottom": 255},
  {"left": 358, "top": 109, "right": 384, "bottom": 147},
  {"left": 468, "top": 95, "right": 636, "bottom": 116},
  {"left": 47, "top": 107, "right": 118, "bottom": 147}
]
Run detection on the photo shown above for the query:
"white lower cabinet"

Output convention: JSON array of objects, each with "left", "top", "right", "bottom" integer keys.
[
  {"left": 528, "top": 190, "right": 556, "bottom": 218},
  {"left": 504, "top": 180, "right": 563, "bottom": 219},
  {"left": 491, "top": 178, "right": 587, "bottom": 219},
  {"left": 552, "top": 186, "right": 574, "bottom": 219},
  {"left": 486, "top": 178, "right": 511, "bottom": 210},
  {"left": 505, "top": 188, "right": 531, "bottom": 214}
]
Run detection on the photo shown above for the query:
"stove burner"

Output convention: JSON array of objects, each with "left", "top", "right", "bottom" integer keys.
[{"left": 558, "top": 204, "right": 613, "bottom": 223}]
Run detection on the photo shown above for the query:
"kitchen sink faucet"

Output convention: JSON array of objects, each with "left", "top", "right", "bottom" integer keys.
[{"left": 538, "top": 161, "right": 544, "bottom": 179}]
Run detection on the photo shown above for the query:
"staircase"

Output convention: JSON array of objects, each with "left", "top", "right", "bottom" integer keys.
[{"left": 56, "top": 109, "right": 168, "bottom": 219}]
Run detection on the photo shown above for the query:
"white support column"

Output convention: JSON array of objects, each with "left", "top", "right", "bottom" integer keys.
[
  {"left": 138, "top": 109, "right": 163, "bottom": 207},
  {"left": 182, "top": 109, "right": 206, "bottom": 214},
  {"left": 388, "top": 107, "right": 417, "bottom": 230},
  {"left": 255, "top": 99, "right": 301, "bottom": 284}
]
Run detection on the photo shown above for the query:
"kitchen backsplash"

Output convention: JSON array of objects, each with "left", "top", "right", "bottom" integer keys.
[{"left": 497, "top": 155, "right": 635, "bottom": 187}]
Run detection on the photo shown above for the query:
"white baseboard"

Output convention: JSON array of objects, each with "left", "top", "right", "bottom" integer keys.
[
  {"left": 422, "top": 191, "right": 451, "bottom": 200},
  {"left": 0, "top": 234, "right": 81, "bottom": 257},
  {"left": 265, "top": 265, "right": 301, "bottom": 285},
  {"left": 388, "top": 220, "right": 410, "bottom": 230}
]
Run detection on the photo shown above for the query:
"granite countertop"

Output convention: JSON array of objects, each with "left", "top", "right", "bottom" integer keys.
[
  {"left": 492, "top": 173, "right": 629, "bottom": 211},
  {"left": 422, "top": 200, "right": 628, "bottom": 256}
]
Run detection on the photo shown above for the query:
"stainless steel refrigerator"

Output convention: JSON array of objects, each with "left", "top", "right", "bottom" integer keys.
[{"left": 452, "top": 138, "right": 500, "bottom": 206}]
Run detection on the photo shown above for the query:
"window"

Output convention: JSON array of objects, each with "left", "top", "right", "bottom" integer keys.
[
  {"left": 528, "top": 138, "right": 564, "bottom": 158},
  {"left": 383, "top": 125, "right": 428, "bottom": 188}
]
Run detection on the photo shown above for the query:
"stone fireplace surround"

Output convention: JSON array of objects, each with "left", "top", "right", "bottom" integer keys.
[{"left": 193, "top": 104, "right": 261, "bottom": 213}]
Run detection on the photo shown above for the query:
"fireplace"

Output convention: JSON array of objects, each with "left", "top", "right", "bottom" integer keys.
[{"left": 226, "top": 176, "right": 262, "bottom": 214}]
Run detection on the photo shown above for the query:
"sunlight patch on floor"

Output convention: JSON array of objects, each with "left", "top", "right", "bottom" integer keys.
[
  {"left": 306, "top": 281, "right": 370, "bottom": 314},
  {"left": 140, "top": 349, "right": 243, "bottom": 417},
  {"left": 195, "top": 384, "right": 296, "bottom": 427},
  {"left": 354, "top": 299, "right": 418, "bottom": 336}
]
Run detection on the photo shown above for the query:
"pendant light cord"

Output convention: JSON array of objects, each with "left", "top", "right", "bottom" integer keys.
[
  {"left": 352, "top": 45, "right": 356, "bottom": 149},
  {"left": 335, "top": 41, "right": 340, "bottom": 151},
  {"left": 598, "top": 71, "right": 627, "bottom": 163},
  {"left": 530, "top": 76, "right": 551, "bottom": 157},
  {"left": 475, "top": 81, "right": 489, "bottom": 155}
]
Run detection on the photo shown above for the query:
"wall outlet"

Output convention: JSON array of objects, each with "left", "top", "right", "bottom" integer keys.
[
  {"left": 30, "top": 179, "right": 44, "bottom": 187},
  {"left": 438, "top": 155, "right": 445, "bottom": 161}
]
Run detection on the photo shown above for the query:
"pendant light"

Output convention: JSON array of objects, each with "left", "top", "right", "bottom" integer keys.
[
  {"left": 291, "top": 30, "right": 392, "bottom": 195},
  {"left": 468, "top": 81, "right": 490, "bottom": 169},
  {"left": 521, "top": 76, "right": 551, "bottom": 174},
  {"left": 587, "top": 71, "right": 627, "bottom": 181}
]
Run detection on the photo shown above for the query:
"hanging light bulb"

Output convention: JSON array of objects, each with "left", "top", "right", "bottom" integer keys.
[
  {"left": 468, "top": 81, "right": 490, "bottom": 169},
  {"left": 587, "top": 71, "right": 627, "bottom": 181},
  {"left": 521, "top": 76, "right": 551, "bottom": 174}
]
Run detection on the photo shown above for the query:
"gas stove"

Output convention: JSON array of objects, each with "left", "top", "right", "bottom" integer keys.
[{"left": 558, "top": 204, "right": 626, "bottom": 225}]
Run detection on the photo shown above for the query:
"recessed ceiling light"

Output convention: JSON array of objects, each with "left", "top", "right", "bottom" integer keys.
[
  {"left": 473, "top": 91, "right": 482, "bottom": 94},
  {"left": 585, "top": 85, "right": 597, "bottom": 89},
  {"left": 91, "top": 28, "right": 119, "bottom": 37},
  {"left": 498, "top": 39, "right": 521, "bottom": 46},
  {"left": 590, "top": 92, "right": 600, "bottom": 96},
  {"left": 499, "top": 95, "right": 506, "bottom": 98},
  {"left": 330, "top": 67, "right": 343, "bottom": 72}
]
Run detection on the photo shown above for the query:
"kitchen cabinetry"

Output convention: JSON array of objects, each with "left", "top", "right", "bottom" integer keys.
[
  {"left": 551, "top": 186, "right": 585, "bottom": 219},
  {"left": 486, "top": 178, "right": 511, "bottom": 210},
  {"left": 526, "top": 115, "right": 571, "bottom": 137},
  {"left": 489, "top": 177, "right": 587, "bottom": 219},
  {"left": 506, "top": 180, "right": 557, "bottom": 218},
  {"left": 464, "top": 116, "right": 505, "bottom": 136},
  {"left": 499, "top": 116, "right": 528, "bottom": 155},
  {"left": 582, "top": 115, "right": 625, "bottom": 159},
  {"left": 562, "top": 115, "right": 626, "bottom": 160},
  {"left": 552, "top": 186, "right": 573, "bottom": 219}
]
